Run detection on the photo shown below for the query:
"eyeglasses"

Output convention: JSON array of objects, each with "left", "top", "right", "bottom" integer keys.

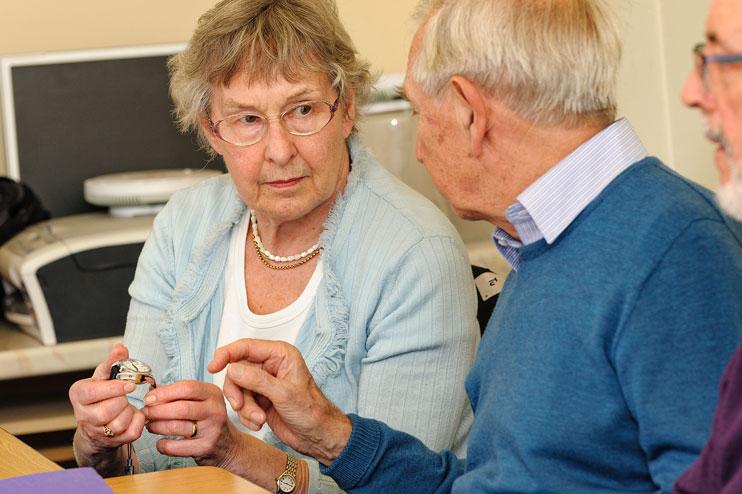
[
  {"left": 693, "top": 42, "right": 742, "bottom": 91},
  {"left": 210, "top": 96, "right": 340, "bottom": 147}
]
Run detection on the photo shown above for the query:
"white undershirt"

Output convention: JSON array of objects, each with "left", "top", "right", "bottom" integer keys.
[{"left": 213, "top": 212, "right": 323, "bottom": 439}]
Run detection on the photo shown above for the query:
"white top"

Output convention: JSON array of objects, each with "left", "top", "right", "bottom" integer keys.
[{"left": 213, "top": 212, "right": 323, "bottom": 440}]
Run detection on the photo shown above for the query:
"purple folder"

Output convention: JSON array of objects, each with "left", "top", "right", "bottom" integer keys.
[{"left": 0, "top": 467, "right": 112, "bottom": 493}]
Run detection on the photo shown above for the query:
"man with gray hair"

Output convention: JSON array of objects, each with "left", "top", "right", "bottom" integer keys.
[
  {"left": 673, "top": 1, "right": 742, "bottom": 492},
  {"left": 210, "top": 1, "right": 742, "bottom": 492}
]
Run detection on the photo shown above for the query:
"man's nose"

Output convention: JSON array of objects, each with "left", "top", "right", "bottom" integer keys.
[{"left": 681, "top": 67, "right": 708, "bottom": 110}]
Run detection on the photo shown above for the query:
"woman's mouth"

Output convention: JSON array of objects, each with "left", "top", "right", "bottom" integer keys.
[{"left": 266, "top": 177, "right": 304, "bottom": 188}]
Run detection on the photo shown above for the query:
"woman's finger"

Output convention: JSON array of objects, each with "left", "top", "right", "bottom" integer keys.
[
  {"left": 104, "top": 404, "right": 135, "bottom": 436},
  {"left": 143, "top": 380, "right": 213, "bottom": 406},
  {"left": 92, "top": 344, "right": 130, "bottom": 381},
  {"left": 117, "top": 408, "right": 146, "bottom": 445},
  {"left": 146, "top": 418, "right": 199, "bottom": 438},
  {"left": 71, "top": 379, "right": 135, "bottom": 407}
]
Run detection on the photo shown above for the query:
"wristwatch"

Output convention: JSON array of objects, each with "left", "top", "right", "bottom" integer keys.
[
  {"left": 110, "top": 358, "right": 157, "bottom": 388},
  {"left": 276, "top": 454, "right": 298, "bottom": 493}
]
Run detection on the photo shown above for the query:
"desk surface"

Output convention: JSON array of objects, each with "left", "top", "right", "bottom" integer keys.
[
  {"left": 106, "top": 466, "right": 269, "bottom": 494},
  {"left": 0, "top": 426, "right": 269, "bottom": 493},
  {"left": 0, "top": 426, "right": 63, "bottom": 479}
]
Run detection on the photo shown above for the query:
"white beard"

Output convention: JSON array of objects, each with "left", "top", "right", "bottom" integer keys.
[
  {"left": 717, "top": 157, "right": 742, "bottom": 222},
  {"left": 706, "top": 124, "right": 742, "bottom": 222}
]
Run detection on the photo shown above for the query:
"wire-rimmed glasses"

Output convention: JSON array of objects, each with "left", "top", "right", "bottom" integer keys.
[
  {"left": 210, "top": 96, "right": 340, "bottom": 147},
  {"left": 693, "top": 42, "right": 742, "bottom": 92}
]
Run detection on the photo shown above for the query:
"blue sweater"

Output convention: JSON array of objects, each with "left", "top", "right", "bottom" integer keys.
[{"left": 322, "top": 158, "right": 742, "bottom": 493}]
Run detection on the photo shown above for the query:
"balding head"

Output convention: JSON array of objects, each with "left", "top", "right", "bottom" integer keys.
[{"left": 410, "top": 0, "right": 622, "bottom": 128}]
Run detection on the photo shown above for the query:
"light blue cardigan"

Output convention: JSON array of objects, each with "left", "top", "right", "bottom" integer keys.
[{"left": 123, "top": 139, "right": 479, "bottom": 492}]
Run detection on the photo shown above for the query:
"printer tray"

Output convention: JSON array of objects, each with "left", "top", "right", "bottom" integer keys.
[{"left": 37, "top": 242, "right": 143, "bottom": 342}]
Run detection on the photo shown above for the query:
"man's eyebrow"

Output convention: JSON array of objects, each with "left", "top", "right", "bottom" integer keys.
[{"left": 706, "top": 31, "right": 735, "bottom": 52}]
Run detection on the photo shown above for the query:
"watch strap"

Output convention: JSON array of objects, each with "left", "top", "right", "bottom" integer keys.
[{"left": 276, "top": 454, "right": 298, "bottom": 493}]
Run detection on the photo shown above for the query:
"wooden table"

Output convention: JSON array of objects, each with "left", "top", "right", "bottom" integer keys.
[
  {"left": 0, "top": 426, "right": 63, "bottom": 479},
  {"left": 0, "top": 427, "right": 269, "bottom": 493},
  {"left": 106, "top": 466, "right": 269, "bottom": 493}
]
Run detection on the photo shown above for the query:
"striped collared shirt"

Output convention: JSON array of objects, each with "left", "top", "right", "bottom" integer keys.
[{"left": 493, "top": 118, "right": 648, "bottom": 271}]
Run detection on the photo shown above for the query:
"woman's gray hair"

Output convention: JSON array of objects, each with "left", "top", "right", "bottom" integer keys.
[
  {"left": 412, "top": 0, "right": 622, "bottom": 127},
  {"left": 169, "top": 0, "right": 372, "bottom": 152}
]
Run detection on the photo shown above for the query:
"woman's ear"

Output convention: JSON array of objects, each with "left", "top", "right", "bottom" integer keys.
[
  {"left": 341, "top": 91, "right": 356, "bottom": 138},
  {"left": 199, "top": 114, "right": 223, "bottom": 156},
  {"left": 450, "top": 76, "right": 488, "bottom": 157}
]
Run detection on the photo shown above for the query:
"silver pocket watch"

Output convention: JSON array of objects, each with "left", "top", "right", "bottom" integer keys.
[{"left": 109, "top": 358, "right": 157, "bottom": 475}]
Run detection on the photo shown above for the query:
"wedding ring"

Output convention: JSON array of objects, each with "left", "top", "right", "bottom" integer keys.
[
  {"left": 190, "top": 421, "right": 198, "bottom": 438},
  {"left": 103, "top": 425, "right": 115, "bottom": 438}
]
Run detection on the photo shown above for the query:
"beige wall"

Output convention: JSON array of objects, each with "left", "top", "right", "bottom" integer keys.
[
  {"left": 615, "top": 0, "right": 716, "bottom": 189},
  {"left": 0, "top": 0, "right": 417, "bottom": 176},
  {"left": 0, "top": 1, "right": 416, "bottom": 72},
  {"left": 659, "top": 0, "right": 716, "bottom": 187},
  {"left": 0, "top": 1, "right": 721, "bottom": 191}
]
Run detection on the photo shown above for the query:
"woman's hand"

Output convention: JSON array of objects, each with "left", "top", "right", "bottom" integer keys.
[
  {"left": 209, "top": 339, "right": 351, "bottom": 465},
  {"left": 145, "top": 379, "right": 312, "bottom": 492},
  {"left": 69, "top": 344, "right": 146, "bottom": 473},
  {"left": 142, "top": 380, "right": 243, "bottom": 470}
]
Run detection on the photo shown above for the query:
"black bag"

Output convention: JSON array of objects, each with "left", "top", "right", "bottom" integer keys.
[
  {"left": 0, "top": 177, "right": 50, "bottom": 313},
  {"left": 0, "top": 177, "right": 50, "bottom": 246}
]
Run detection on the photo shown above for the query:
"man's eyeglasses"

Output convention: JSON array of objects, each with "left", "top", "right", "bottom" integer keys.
[
  {"left": 693, "top": 42, "right": 742, "bottom": 91},
  {"left": 209, "top": 96, "right": 340, "bottom": 147}
]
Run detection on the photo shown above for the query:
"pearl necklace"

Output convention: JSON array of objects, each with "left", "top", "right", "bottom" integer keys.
[{"left": 250, "top": 210, "right": 320, "bottom": 264}]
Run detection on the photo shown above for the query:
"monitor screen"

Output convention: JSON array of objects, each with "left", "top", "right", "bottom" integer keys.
[{"left": 1, "top": 45, "right": 224, "bottom": 217}]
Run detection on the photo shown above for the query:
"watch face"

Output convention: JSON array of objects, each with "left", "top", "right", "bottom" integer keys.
[
  {"left": 110, "top": 358, "right": 155, "bottom": 384},
  {"left": 277, "top": 474, "right": 296, "bottom": 493},
  {"left": 116, "top": 359, "right": 152, "bottom": 374}
]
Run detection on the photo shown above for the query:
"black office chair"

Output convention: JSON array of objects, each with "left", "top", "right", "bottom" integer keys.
[{"left": 471, "top": 265, "right": 503, "bottom": 335}]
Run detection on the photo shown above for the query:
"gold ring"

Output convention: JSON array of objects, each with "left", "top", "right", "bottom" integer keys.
[
  {"left": 103, "top": 425, "right": 115, "bottom": 438},
  {"left": 190, "top": 421, "right": 198, "bottom": 438}
]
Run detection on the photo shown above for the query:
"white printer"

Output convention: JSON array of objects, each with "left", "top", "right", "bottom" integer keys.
[{"left": 0, "top": 213, "right": 154, "bottom": 345}]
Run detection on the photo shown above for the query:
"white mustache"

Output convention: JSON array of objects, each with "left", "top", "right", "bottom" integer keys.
[
  {"left": 704, "top": 120, "right": 724, "bottom": 143},
  {"left": 703, "top": 120, "right": 736, "bottom": 158}
]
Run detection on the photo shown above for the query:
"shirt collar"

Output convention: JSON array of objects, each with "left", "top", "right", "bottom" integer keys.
[
  {"left": 492, "top": 118, "right": 647, "bottom": 269},
  {"left": 516, "top": 118, "right": 647, "bottom": 244}
]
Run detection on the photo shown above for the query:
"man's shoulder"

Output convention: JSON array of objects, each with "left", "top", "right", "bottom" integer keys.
[
  {"left": 589, "top": 157, "right": 739, "bottom": 243},
  {"left": 546, "top": 157, "right": 741, "bottom": 275}
]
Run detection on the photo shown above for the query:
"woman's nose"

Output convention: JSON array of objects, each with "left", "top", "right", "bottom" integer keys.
[{"left": 263, "top": 120, "right": 296, "bottom": 165}]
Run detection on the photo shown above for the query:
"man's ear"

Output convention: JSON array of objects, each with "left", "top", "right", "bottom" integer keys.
[
  {"left": 341, "top": 90, "right": 356, "bottom": 138},
  {"left": 450, "top": 76, "right": 488, "bottom": 157}
]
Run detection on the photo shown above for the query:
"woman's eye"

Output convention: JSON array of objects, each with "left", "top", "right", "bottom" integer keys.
[
  {"left": 292, "top": 104, "right": 313, "bottom": 117},
  {"left": 238, "top": 114, "right": 261, "bottom": 125}
]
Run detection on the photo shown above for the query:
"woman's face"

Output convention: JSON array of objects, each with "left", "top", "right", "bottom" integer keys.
[{"left": 204, "top": 71, "right": 355, "bottom": 223}]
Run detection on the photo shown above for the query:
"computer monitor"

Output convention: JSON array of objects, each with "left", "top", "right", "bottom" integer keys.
[{"left": 0, "top": 44, "right": 224, "bottom": 217}]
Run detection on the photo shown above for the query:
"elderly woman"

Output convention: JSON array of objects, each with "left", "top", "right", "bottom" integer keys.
[{"left": 68, "top": 0, "right": 478, "bottom": 492}]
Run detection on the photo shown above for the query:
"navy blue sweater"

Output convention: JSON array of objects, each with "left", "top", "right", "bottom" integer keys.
[{"left": 322, "top": 158, "right": 742, "bottom": 493}]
